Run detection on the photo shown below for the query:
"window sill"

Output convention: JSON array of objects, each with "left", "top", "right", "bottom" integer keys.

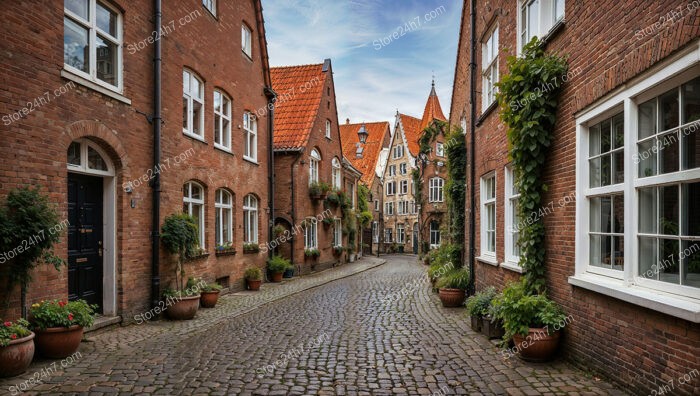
[
  {"left": 243, "top": 157, "right": 259, "bottom": 165},
  {"left": 61, "top": 69, "right": 131, "bottom": 105},
  {"left": 214, "top": 145, "right": 233, "bottom": 155},
  {"left": 476, "top": 100, "right": 498, "bottom": 126},
  {"left": 183, "top": 131, "right": 207, "bottom": 143},
  {"left": 568, "top": 273, "right": 700, "bottom": 323},
  {"left": 500, "top": 261, "right": 525, "bottom": 273},
  {"left": 476, "top": 255, "right": 498, "bottom": 266}
]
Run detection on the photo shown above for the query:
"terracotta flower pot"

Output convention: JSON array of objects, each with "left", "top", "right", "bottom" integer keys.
[
  {"left": 200, "top": 291, "right": 220, "bottom": 308},
  {"left": 165, "top": 295, "right": 200, "bottom": 320},
  {"left": 270, "top": 271, "right": 284, "bottom": 283},
  {"left": 0, "top": 332, "right": 35, "bottom": 377},
  {"left": 438, "top": 288, "right": 466, "bottom": 307},
  {"left": 246, "top": 279, "right": 262, "bottom": 291},
  {"left": 512, "top": 328, "right": 561, "bottom": 362},
  {"left": 34, "top": 325, "right": 83, "bottom": 359}
]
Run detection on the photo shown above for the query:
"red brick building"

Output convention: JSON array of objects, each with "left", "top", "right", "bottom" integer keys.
[
  {"left": 340, "top": 120, "right": 392, "bottom": 254},
  {"left": 450, "top": 1, "right": 700, "bottom": 394},
  {"left": 0, "top": 0, "right": 273, "bottom": 322},
  {"left": 271, "top": 60, "right": 360, "bottom": 273}
]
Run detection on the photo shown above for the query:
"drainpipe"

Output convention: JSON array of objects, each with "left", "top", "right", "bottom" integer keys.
[
  {"left": 150, "top": 0, "right": 163, "bottom": 310},
  {"left": 265, "top": 88, "right": 277, "bottom": 260},
  {"left": 467, "top": 0, "right": 477, "bottom": 295},
  {"left": 290, "top": 154, "right": 302, "bottom": 268}
]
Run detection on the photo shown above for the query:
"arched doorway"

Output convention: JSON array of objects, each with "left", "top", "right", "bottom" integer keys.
[{"left": 66, "top": 139, "right": 117, "bottom": 316}]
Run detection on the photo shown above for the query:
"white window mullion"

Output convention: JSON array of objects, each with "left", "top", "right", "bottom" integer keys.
[{"left": 625, "top": 98, "right": 636, "bottom": 285}]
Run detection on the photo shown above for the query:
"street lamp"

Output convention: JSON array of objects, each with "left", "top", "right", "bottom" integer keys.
[{"left": 357, "top": 123, "right": 368, "bottom": 144}]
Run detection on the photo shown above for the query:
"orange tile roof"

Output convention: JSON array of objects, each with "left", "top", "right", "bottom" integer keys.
[
  {"left": 270, "top": 64, "right": 327, "bottom": 150},
  {"left": 339, "top": 121, "right": 390, "bottom": 186},
  {"left": 420, "top": 83, "right": 447, "bottom": 130},
  {"left": 398, "top": 113, "right": 422, "bottom": 157}
]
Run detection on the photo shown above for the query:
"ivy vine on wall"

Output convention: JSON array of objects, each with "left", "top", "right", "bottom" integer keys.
[{"left": 495, "top": 38, "right": 568, "bottom": 294}]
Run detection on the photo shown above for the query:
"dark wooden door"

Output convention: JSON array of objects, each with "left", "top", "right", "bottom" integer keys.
[
  {"left": 362, "top": 228, "right": 372, "bottom": 255},
  {"left": 67, "top": 173, "right": 103, "bottom": 313}
]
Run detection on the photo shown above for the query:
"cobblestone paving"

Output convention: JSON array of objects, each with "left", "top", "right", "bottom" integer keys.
[{"left": 1, "top": 255, "right": 627, "bottom": 395}]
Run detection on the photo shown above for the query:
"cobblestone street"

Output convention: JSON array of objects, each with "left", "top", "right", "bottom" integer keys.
[{"left": 1, "top": 255, "right": 626, "bottom": 395}]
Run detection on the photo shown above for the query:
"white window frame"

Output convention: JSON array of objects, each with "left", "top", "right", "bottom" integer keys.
[
  {"left": 572, "top": 50, "right": 700, "bottom": 322},
  {"left": 400, "top": 180, "right": 408, "bottom": 195},
  {"left": 183, "top": 181, "right": 205, "bottom": 248},
  {"left": 430, "top": 221, "right": 441, "bottom": 248},
  {"left": 482, "top": 25, "right": 499, "bottom": 110},
  {"left": 215, "top": 189, "right": 233, "bottom": 246},
  {"left": 243, "top": 194, "right": 258, "bottom": 244},
  {"left": 480, "top": 173, "right": 497, "bottom": 260},
  {"left": 202, "top": 0, "right": 216, "bottom": 16},
  {"left": 429, "top": 177, "right": 444, "bottom": 203},
  {"left": 385, "top": 202, "right": 394, "bottom": 216},
  {"left": 243, "top": 112, "right": 258, "bottom": 162},
  {"left": 517, "top": 0, "right": 565, "bottom": 54},
  {"left": 400, "top": 163, "right": 408, "bottom": 175},
  {"left": 242, "top": 24, "right": 252, "bottom": 58},
  {"left": 334, "top": 218, "right": 342, "bottom": 247},
  {"left": 372, "top": 221, "right": 379, "bottom": 243},
  {"left": 309, "top": 149, "right": 320, "bottom": 185},
  {"left": 326, "top": 120, "right": 332, "bottom": 139},
  {"left": 386, "top": 181, "right": 396, "bottom": 196},
  {"left": 385, "top": 228, "right": 393, "bottom": 243},
  {"left": 393, "top": 144, "right": 404, "bottom": 159},
  {"left": 397, "top": 224, "right": 405, "bottom": 244},
  {"left": 436, "top": 142, "right": 445, "bottom": 157},
  {"left": 374, "top": 199, "right": 379, "bottom": 211},
  {"left": 214, "top": 90, "right": 231, "bottom": 151},
  {"left": 504, "top": 166, "right": 522, "bottom": 270},
  {"left": 183, "top": 69, "right": 205, "bottom": 140},
  {"left": 63, "top": 0, "right": 123, "bottom": 92},
  {"left": 332, "top": 157, "right": 342, "bottom": 190},
  {"left": 304, "top": 218, "right": 318, "bottom": 249},
  {"left": 388, "top": 165, "right": 396, "bottom": 177}
]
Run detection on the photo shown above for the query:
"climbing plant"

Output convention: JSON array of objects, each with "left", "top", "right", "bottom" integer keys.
[
  {"left": 445, "top": 124, "right": 466, "bottom": 266},
  {"left": 495, "top": 38, "right": 568, "bottom": 294}
]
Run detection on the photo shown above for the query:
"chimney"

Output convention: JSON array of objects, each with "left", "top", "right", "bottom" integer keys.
[{"left": 346, "top": 118, "right": 350, "bottom": 125}]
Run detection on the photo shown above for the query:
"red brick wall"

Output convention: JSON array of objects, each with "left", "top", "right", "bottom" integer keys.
[{"left": 449, "top": 1, "right": 700, "bottom": 394}]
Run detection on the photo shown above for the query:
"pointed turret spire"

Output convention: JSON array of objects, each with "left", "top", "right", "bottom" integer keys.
[{"left": 420, "top": 79, "right": 446, "bottom": 130}]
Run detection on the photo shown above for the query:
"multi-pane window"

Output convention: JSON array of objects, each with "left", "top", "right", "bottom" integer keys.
[
  {"left": 505, "top": 166, "right": 521, "bottom": 264},
  {"left": 64, "top": 0, "right": 122, "bottom": 90},
  {"left": 215, "top": 189, "right": 232, "bottom": 246},
  {"left": 183, "top": 182, "right": 205, "bottom": 248},
  {"left": 243, "top": 112, "right": 257, "bottom": 161},
  {"left": 214, "top": 90, "right": 231, "bottom": 150},
  {"left": 589, "top": 114, "right": 625, "bottom": 187},
  {"left": 334, "top": 219, "right": 342, "bottom": 247},
  {"left": 386, "top": 181, "right": 396, "bottom": 195},
  {"left": 372, "top": 222, "right": 379, "bottom": 243},
  {"left": 388, "top": 165, "right": 396, "bottom": 177},
  {"left": 409, "top": 200, "right": 415, "bottom": 214},
  {"left": 393, "top": 144, "right": 404, "bottom": 159},
  {"left": 436, "top": 142, "right": 445, "bottom": 157},
  {"left": 481, "top": 174, "right": 496, "bottom": 257},
  {"left": 332, "top": 158, "right": 342, "bottom": 190},
  {"left": 482, "top": 25, "right": 499, "bottom": 109},
  {"left": 429, "top": 177, "right": 444, "bottom": 202},
  {"left": 430, "top": 221, "right": 441, "bottom": 248},
  {"left": 183, "top": 70, "right": 204, "bottom": 138},
  {"left": 385, "top": 228, "right": 393, "bottom": 243},
  {"left": 326, "top": 120, "right": 332, "bottom": 139},
  {"left": 304, "top": 218, "right": 318, "bottom": 249},
  {"left": 400, "top": 163, "right": 408, "bottom": 174},
  {"left": 385, "top": 202, "right": 394, "bottom": 216},
  {"left": 400, "top": 180, "right": 408, "bottom": 195},
  {"left": 243, "top": 194, "right": 258, "bottom": 244},
  {"left": 519, "top": 0, "right": 565, "bottom": 52},
  {"left": 202, "top": 0, "right": 216, "bottom": 15},
  {"left": 374, "top": 199, "right": 379, "bottom": 211},
  {"left": 397, "top": 201, "right": 406, "bottom": 215},
  {"left": 397, "top": 224, "right": 405, "bottom": 244},
  {"left": 309, "top": 149, "right": 320, "bottom": 184},
  {"left": 242, "top": 24, "right": 252, "bottom": 58}
]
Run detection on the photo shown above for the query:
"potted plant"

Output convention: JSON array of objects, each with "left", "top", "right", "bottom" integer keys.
[
  {"left": 435, "top": 267, "right": 470, "bottom": 308},
  {"left": 268, "top": 255, "right": 290, "bottom": 282},
  {"left": 491, "top": 280, "right": 568, "bottom": 361},
  {"left": 322, "top": 217, "right": 334, "bottom": 227},
  {"left": 283, "top": 264, "right": 295, "bottom": 279},
  {"left": 244, "top": 267, "right": 263, "bottom": 291},
  {"left": 160, "top": 213, "right": 201, "bottom": 320},
  {"left": 347, "top": 246, "right": 356, "bottom": 262},
  {"left": 0, "top": 319, "right": 34, "bottom": 377},
  {"left": 189, "top": 278, "right": 223, "bottom": 308},
  {"left": 273, "top": 224, "right": 286, "bottom": 238},
  {"left": 318, "top": 182, "right": 332, "bottom": 199},
  {"left": 304, "top": 248, "right": 320, "bottom": 259},
  {"left": 0, "top": 187, "right": 65, "bottom": 319},
  {"left": 29, "top": 300, "right": 96, "bottom": 358},
  {"left": 215, "top": 242, "right": 236, "bottom": 256},
  {"left": 325, "top": 191, "right": 340, "bottom": 207},
  {"left": 465, "top": 287, "right": 497, "bottom": 333},
  {"left": 309, "top": 182, "right": 323, "bottom": 200},
  {"left": 332, "top": 246, "right": 344, "bottom": 256},
  {"left": 243, "top": 243, "right": 260, "bottom": 254}
]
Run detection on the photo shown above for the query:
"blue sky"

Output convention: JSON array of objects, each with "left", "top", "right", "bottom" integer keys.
[{"left": 261, "top": 0, "right": 463, "bottom": 125}]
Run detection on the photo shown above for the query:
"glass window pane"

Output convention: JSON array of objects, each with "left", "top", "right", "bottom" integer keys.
[
  {"left": 190, "top": 184, "right": 202, "bottom": 200},
  {"left": 67, "top": 142, "right": 81, "bottom": 166},
  {"left": 590, "top": 234, "right": 611, "bottom": 268},
  {"left": 601, "top": 154, "right": 611, "bottom": 186},
  {"left": 659, "top": 185, "right": 679, "bottom": 235},
  {"left": 658, "top": 239, "right": 680, "bottom": 285},
  {"left": 191, "top": 77, "right": 201, "bottom": 99},
  {"left": 214, "top": 114, "right": 221, "bottom": 144},
  {"left": 590, "top": 196, "right": 611, "bottom": 233},
  {"left": 96, "top": 35, "right": 118, "bottom": 86},
  {"left": 65, "top": 0, "right": 88, "bottom": 19},
  {"left": 87, "top": 146, "right": 107, "bottom": 171},
  {"left": 182, "top": 97, "right": 189, "bottom": 130},
  {"left": 192, "top": 101, "right": 203, "bottom": 135},
  {"left": 589, "top": 124, "right": 601, "bottom": 156},
  {"left": 64, "top": 17, "right": 89, "bottom": 73},
  {"left": 682, "top": 121, "right": 699, "bottom": 170},
  {"left": 682, "top": 77, "right": 700, "bottom": 124},
  {"left": 682, "top": 241, "right": 700, "bottom": 288},
  {"left": 660, "top": 88, "right": 680, "bottom": 131},
  {"left": 600, "top": 119, "right": 612, "bottom": 153},
  {"left": 555, "top": 0, "right": 565, "bottom": 20},
  {"left": 658, "top": 131, "right": 679, "bottom": 174},
  {"left": 612, "top": 236, "right": 624, "bottom": 270},
  {"left": 223, "top": 209, "right": 231, "bottom": 243},
  {"left": 639, "top": 187, "right": 657, "bottom": 234},
  {"left": 637, "top": 139, "right": 657, "bottom": 177},
  {"left": 638, "top": 99, "right": 657, "bottom": 139},
  {"left": 527, "top": 0, "right": 539, "bottom": 40},
  {"left": 96, "top": 2, "right": 117, "bottom": 37},
  {"left": 589, "top": 157, "right": 601, "bottom": 188},
  {"left": 214, "top": 91, "right": 221, "bottom": 113},
  {"left": 639, "top": 237, "right": 658, "bottom": 280},
  {"left": 613, "top": 113, "right": 624, "bottom": 149},
  {"left": 613, "top": 151, "right": 624, "bottom": 184},
  {"left": 193, "top": 205, "right": 202, "bottom": 246},
  {"left": 683, "top": 182, "right": 700, "bottom": 237},
  {"left": 613, "top": 195, "right": 624, "bottom": 234}
]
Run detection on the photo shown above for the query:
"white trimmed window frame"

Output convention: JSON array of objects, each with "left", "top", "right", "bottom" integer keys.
[
  {"left": 202, "top": 0, "right": 216, "bottom": 16},
  {"left": 215, "top": 189, "right": 233, "bottom": 246},
  {"left": 429, "top": 177, "right": 444, "bottom": 203},
  {"left": 504, "top": 165, "right": 522, "bottom": 270},
  {"left": 480, "top": 173, "right": 497, "bottom": 260},
  {"left": 482, "top": 24, "right": 499, "bottom": 110},
  {"left": 385, "top": 228, "right": 393, "bottom": 243},
  {"left": 393, "top": 144, "right": 404, "bottom": 159},
  {"left": 436, "top": 142, "right": 445, "bottom": 157},
  {"left": 183, "top": 181, "right": 206, "bottom": 248},
  {"left": 400, "top": 180, "right": 408, "bottom": 195},
  {"left": 243, "top": 194, "right": 258, "bottom": 244},
  {"left": 305, "top": 218, "right": 318, "bottom": 249},
  {"left": 400, "top": 163, "right": 408, "bottom": 175},
  {"left": 386, "top": 181, "right": 396, "bottom": 196},
  {"left": 309, "top": 149, "right": 320, "bottom": 185},
  {"left": 243, "top": 112, "right": 257, "bottom": 162},
  {"left": 372, "top": 222, "right": 379, "bottom": 243},
  {"left": 517, "top": 0, "right": 565, "bottom": 54},
  {"left": 183, "top": 70, "right": 205, "bottom": 140},
  {"left": 388, "top": 165, "right": 396, "bottom": 177},
  {"left": 430, "top": 221, "right": 441, "bottom": 248},
  {"left": 214, "top": 90, "right": 232, "bottom": 151},
  {"left": 374, "top": 199, "right": 379, "bottom": 211},
  {"left": 242, "top": 24, "right": 252, "bottom": 58},
  {"left": 332, "top": 157, "right": 341, "bottom": 190},
  {"left": 385, "top": 202, "right": 394, "bottom": 216},
  {"left": 334, "top": 218, "right": 342, "bottom": 247},
  {"left": 326, "top": 120, "right": 332, "bottom": 139},
  {"left": 572, "top": 46, "right": 700, "bottom": 322},
  {"left": 397, "top": 223, "right": 405, "bottom": 244},
  {"left": 63, "top": 0, "right": 123, "bottom": 93}
]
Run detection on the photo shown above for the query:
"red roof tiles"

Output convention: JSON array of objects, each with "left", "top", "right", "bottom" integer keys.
[
  {"left": 398, "top": 113, "right": 422, "bottom": 157},
  {"left": 420, "top": 84, "right": 447, "bottom": 131},
  {"left": 339, "top": 122, "right": 390, "bottom": 185}
]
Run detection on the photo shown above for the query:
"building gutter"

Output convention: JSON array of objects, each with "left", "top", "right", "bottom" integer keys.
[
  {"left": 150, "top": 0, "right": 162, "bottom": 310},
  {"left": 265, "top": 88, "right": 277, "bottom": 260},
  {"left": 467, "top": 0, "right": 477, "bottom": 295}
]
